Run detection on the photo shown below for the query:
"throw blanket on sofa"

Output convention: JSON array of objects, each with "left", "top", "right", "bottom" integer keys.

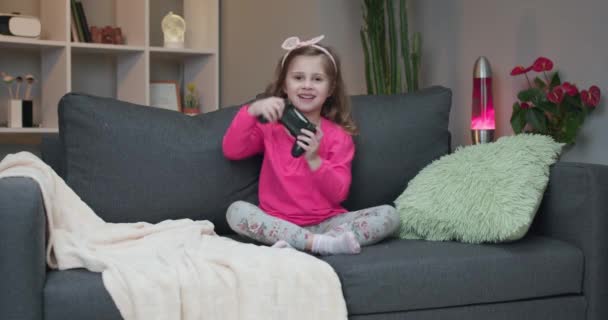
[{"left": 0, "top": 152, "right": 347, "bottom": 320}]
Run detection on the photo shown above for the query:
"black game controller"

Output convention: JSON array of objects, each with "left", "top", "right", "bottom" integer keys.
[{"left": 258, "top": 99, "right": 317, "bottom": 157}]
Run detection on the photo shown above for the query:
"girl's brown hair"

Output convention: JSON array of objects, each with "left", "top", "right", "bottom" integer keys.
[{"left": 264, "top": 45, "right": 358, "bottom": 135}]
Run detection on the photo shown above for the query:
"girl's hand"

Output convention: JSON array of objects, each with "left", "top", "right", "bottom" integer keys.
[
  {"left": 297, "top": 126, "right": 323, "bottom": 170},
  {"left": 248, "top": 97, "right": 285, "bottom": 123}
]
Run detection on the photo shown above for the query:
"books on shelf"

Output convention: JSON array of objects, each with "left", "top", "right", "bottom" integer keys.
[
  {"left": 71, "top": 0, "right": 90, "bottom": 42},
  {"left": 70, "top": 0, "right": 124, "bottom": 45}
]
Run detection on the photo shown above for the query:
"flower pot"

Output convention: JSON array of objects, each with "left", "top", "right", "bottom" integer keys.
[{"left": 182, "top": 107, "right": 200, "bottom": 116}]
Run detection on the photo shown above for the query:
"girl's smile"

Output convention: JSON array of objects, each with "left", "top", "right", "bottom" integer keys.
[{"left": 283, "top": 55, "right": 332, "bottom": 123}]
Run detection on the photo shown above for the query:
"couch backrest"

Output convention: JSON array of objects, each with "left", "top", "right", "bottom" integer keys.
[
  {"left": 344, "top": 86, "right": 452, "bottom": 210},
  {"left": 56, "top": 93, "right": 262, "bottom": 234},
  {"left": 48, "top": 87, "right": 451, "bottom": 234}
]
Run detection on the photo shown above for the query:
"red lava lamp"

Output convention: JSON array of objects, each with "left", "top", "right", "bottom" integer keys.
[{"left": 471, "top": 56, "right": 495, "bottom": 144}]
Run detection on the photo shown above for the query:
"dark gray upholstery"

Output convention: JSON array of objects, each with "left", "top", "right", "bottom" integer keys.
[
  {"left": 2, "top": 86, "right": 607, "bottom": 320},
  {"left": 322, "top": 235, "right": 582, "bottom": 315},
  {"left": 344, "top": 87, "right": 451, "bottom": 210},
  {"left": 40, "top": 134, "right": 64, "bottom": 179},
  {"left": 44, "top": 270, "right": 122, "bottom": 320},
  {"left": 349, "top": 296, "right": 586, "bottom": 320},
  {"left": 58, "top": 93, "right": 261, "bottom": 234},
  {"left": 530, "top": 161, "right": 608, "bottom": 320},
  {"left": 39, "top": 235, "right": 583, "bottom": 320},
  {"left": 0, "top": 177, "right": 46, "bottom": 320}
]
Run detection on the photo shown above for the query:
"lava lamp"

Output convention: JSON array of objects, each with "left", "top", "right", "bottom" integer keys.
[{"left": 471, "top": 56, "right": 495, "bottom": 144}]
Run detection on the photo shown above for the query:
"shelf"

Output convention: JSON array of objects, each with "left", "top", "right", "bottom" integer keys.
[
  {"left": 0, "top": 127, "right": 59, "bottom": 133},
  {"left": 0, "top": 36, "right": 65, "bottom": 50},
  {"left": 71, "top": 42, "right": 145, "bottom": 54},
  {"left": 150, "top": 46, "right": 216, "bottom": 55},
  {"left": 1, "top": 0, "right": 219, "bottom": 137}
]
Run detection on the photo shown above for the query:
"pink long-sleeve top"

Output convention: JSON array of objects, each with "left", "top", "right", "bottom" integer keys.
[{"left": 222, "top": 105, "right": 355, "bottom": 226}]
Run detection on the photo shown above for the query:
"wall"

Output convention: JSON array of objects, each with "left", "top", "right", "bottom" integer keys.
[
  {"left": 410, "top": 0, "right": 608, "bottom": 164},
  {"left": 221, "top": 0, "right": 607, "bottom": 165},
  {"left": 220, "top": 0, "right": 366, "bottom": 107}
]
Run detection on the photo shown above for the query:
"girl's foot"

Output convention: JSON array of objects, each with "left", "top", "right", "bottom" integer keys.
[{"left": 311, "top": 232, "right": 361, "bottom": 255}]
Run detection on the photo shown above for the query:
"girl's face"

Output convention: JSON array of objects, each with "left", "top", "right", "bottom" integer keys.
[{"left": 283, "top": 55, "right": 333, "bottom": 119}]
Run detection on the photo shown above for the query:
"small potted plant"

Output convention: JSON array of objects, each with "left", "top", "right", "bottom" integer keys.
[
  {"left": 510, "top": 57, "right": 601, "bottom": 144},
  {"left": 183, "top": 82, "right": 200, "bottom": 116}
]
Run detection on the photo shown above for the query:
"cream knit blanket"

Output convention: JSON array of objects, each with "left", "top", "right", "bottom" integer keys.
[{"left": 0, "top": 152, "right": 347, "bottom": 320}]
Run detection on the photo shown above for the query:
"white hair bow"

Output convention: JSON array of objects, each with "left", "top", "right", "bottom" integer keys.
[
  {"left": 281, "top": 35, "right": 325, "bottom": 51},
  {"left": 280, "top": 35, "right": 337, "bottom": 71}
]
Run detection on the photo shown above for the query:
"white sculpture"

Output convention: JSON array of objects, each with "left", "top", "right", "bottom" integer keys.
[{"left": 162, "top": 11, "right": 186, "bottom": 48}]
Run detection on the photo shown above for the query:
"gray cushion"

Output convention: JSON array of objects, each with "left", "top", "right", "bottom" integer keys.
[
  {"left": 344, "top": 86, "right": 452, "bottom": 211},
  {"left": 44, "top": 270, "right": 122, "bottom": 320},
  {"left": 42, "top": 235, "right": 582, "bottom": 318},
  {"left": 349, "top": 296, "right": 585, "bottom": 320},
  {"left": 58, "top": 93, "right": 261, "bottom": 234},
  {"left": 321, "top": 235, "right": 583, "bottom": 315},
  {"left": 57, "top": 87, "right": 450, "bottom": 233},
  {"left": 41, "top": 134, "right": 65, "bottom": 179}
]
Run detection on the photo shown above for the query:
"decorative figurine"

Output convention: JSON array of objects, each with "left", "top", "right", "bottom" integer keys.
[{"left": 162, "top": 11, "right": 186, "bottom": 49}]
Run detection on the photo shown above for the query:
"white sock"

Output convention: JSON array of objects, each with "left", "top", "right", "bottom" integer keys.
[
  {"left": 271, "top": 240, "right": 294, "bottom": 249},
  {"left": 311, "top": 232, "right": 361, "bottom": 255}
]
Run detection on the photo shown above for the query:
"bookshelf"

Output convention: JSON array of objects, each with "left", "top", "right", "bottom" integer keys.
[{"left": 0, "top": 0, "right": 219, "bottom": 134}]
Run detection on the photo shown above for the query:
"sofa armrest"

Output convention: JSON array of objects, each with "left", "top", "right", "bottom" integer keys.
[
  {"left": 531, "top": 161, "right": 608, "bottom": 320},
  {"left": 0, "top": 177, "right": 46, "bottom": 320}
]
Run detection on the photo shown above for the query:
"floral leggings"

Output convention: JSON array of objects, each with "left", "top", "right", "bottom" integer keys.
[{"left": 226, "top": 201, "right": 401, "bottom": 251}]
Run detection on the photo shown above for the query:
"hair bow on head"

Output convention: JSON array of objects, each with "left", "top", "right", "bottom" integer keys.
[
  {"left": 281, "top": 35, "right": 325, "bottom": 51},
  {"left": 280, "top": 34, "right": 337, "bottom": 71}
]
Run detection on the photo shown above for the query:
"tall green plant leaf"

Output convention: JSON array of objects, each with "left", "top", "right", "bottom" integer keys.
[
  {"left": 410, "top": 32, "right": 421, "bottom": 91},
  {"left": 360, "top": 29, "right": 374, "bottom": 94},
  {"left": 361, "top": 0, "right": 419, "bottom": 94},
  {"left": 387, "top": 0, "right": 397, "bottom": 93},
  {"left": 400, "top": 0, "right": 413, "bottom": 92}
]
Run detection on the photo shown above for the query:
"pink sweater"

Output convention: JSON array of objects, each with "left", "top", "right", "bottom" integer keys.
[{"left": 222, "top": 105, "right": 355, "bottom": 226}]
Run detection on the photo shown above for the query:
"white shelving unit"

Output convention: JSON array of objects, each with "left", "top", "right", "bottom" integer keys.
[{"left": 0, "top": 0, "right": 219, "bottom": 134}]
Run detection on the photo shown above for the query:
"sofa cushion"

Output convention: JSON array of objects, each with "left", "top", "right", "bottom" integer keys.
[
  {"left": 321, "top": 235, "right": 582, "bottom": 315},
  {"left": 58, "top": 93, "right": 261, "bottom": 234},
  {"left": 344, "top": 86, "right": 451, "bottom": 211},
  {"left": 43, "top": 235, "right": 582, "bottom": 318},
  {"left": 395, "top": 134, "right": 563, "bottom": 243},
  {"left": 44, "top": 270, "right": 122, "bottom": 320}
]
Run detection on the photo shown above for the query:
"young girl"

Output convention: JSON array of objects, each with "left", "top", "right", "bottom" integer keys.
[{"left": 223, "top": 35, "right": 400, "bottom": 255}]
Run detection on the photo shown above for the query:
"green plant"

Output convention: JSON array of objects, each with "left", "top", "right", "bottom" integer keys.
[
  {"left": 360, "top": 0, "right": 421, "bottom": 94},
  {"left": 510, "top": 57, "right": 601, "bottom": 144},
  {"left": 184, "top": 83, "right": 199, "bottom": 109}
]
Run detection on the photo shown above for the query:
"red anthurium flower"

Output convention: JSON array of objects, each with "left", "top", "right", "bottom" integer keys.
[
  {"left": 520, "top": 102, "right": 532, "bottom": 109},
  {"left": 581, "top": 85, "right": 601, "bottom": 108},
  {"left": 561, "top": 82, "right": 579, "bottom": 96},
  {"left": 510, "top": 65, "right": 533, "bottom": 76},
  {"left": 547, "top": 86, "right": 565, "bottom": 104},
  {"left": 532, "top": 57, "right": 554, "bottom": 72}
]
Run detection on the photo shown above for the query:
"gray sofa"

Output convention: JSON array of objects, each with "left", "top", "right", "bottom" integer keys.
[{"left": 1, "top": 86, "right": 607, "bottom": 320}]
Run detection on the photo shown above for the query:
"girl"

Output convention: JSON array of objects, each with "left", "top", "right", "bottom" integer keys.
[{"left": 223, "top": 35, "right": 400, "bottom": 255}]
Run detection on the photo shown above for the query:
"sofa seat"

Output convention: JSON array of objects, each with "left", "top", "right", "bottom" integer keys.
[
  {"left": 43, "top": 234, "right": 582, "bottom": 320},
  {"left": 321, "top": 235, "right": 583, "bottom": 316}
]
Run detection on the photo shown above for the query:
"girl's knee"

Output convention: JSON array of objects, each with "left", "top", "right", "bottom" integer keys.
[
  {"left": 376, "top": 205, "right": 401, "bottom": 233},
  {"left": 377, "top": 204, "right": 397, "bottom": 217},
  {"left": 226, "top": 201, "right": 253, "bottom": 227}
]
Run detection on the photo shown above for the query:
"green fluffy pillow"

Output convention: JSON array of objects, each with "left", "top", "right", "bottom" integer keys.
[{"left": 395, "top": 134, "right": 563, "bottom": 243}]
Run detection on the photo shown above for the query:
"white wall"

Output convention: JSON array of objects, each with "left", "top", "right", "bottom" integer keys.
[{"left": 410, "top": 0, "right": 608, "bottom": 164}]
